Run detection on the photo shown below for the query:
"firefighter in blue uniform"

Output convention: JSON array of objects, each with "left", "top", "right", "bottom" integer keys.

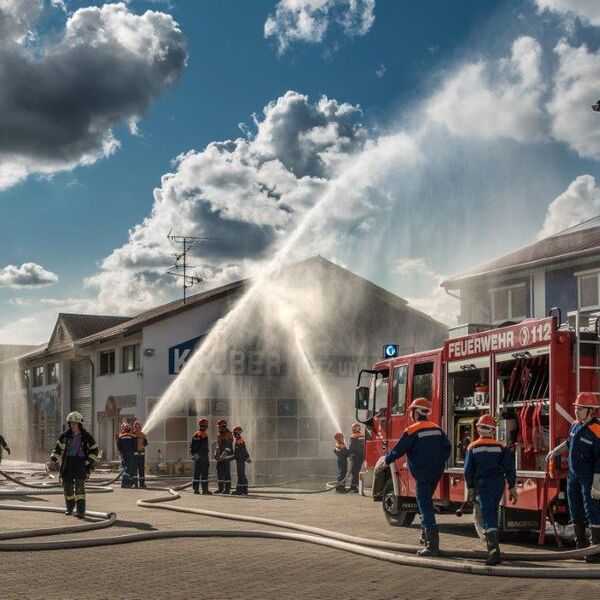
[
  {"left": 117, "top": 422, "right": 136, "bottom": 488},
  {"left": 348, "top": 423, "right": 364, "bottom": 493},
  {"left": 546, "top": 392, "right": 600, "bottom": 561},
  {"left": 47, "top": 411, "right": 100, "bottom": 518},
  {"left": 334, "top": 432, "right": 350, "bottom": 493},
  {"left": 214, "top": 419, "right": 234, "bottom": 494},
  {"left": 232, "top": 426, "right": 252, "bottom": 495},
  {"left": 132, "top": 420, "right": 148, "bottom": 488},
  {"left": 190, "top": 418, "right": 211, "bottom": 495},
  {"left": 375, "top": 397, "right": 451, "bottom": 556},
  {"left": 464, "top": 413, "right": 518, "bottom": 566}
]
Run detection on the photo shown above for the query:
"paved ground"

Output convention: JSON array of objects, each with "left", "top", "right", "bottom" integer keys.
[{"left": 0, "top": 473, "right": 595, "bottom": 600}]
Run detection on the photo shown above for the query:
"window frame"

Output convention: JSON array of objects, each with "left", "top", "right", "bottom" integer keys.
[
  {"left": 32, "top": 366, "right": 45, "bottom": 387},
  {"left": 122, "top": 344, "right": 140, "bottom": 373},
  {"left": 489, "top": 282, "right": 528, "bottom": 322},
  {"left": 576, "top": 270, "right": 600, "bottom": 312},
  {"left": 46, "top": 362, "right": 59, "bottom": 385},
  {"left": 99, "top": 349, "right": 116, "bottom": 376},
  {"left": 391, "top": 364, "right": 409, "bottom": 415}
]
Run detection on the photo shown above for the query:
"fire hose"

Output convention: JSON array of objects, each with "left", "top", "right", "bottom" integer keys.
[{"left": 4, "top": 474, "right": 600, "bottom": 578}]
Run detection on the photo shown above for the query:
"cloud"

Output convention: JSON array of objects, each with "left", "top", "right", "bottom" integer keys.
[
  {"left": 264, "top": 0, "right": 375, "bottom": 54},
  {"left": 547, "top": 40, "right": 600, "bottom": 160},
  {"left": 375, "top": 63, "right": 386, "bottom": 78},
  {"left": 427, "top": 36, "right": 546, "bottom": 143},
  {"left": 534, "top": 0, "right": 600, "bottom": 27},
  {"left": 537, "top": 174, "right": 600, "bottom": 238},
  {"left": 0, "top": 1, "right": 187, "bottom": 189},
  {"left": 392, "top": 257, "right": 437, "bottom": 279},
  {"left": 85, "top": 91, "right": 374, "bottom": 314},
  {"left": 0, "top": 263, "right": 58, "bottom": 288}
]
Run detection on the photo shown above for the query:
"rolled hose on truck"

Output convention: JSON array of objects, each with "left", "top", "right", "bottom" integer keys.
[{"left": 2, "top": 473, "right": 600, "bottom": 578}]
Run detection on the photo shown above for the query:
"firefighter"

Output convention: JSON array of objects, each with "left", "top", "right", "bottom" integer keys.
[
  {"left": 232, "top": 426, "right": 252, "bottom": 495},
  {"left": 214, "top": 419, "right": 234, "bottom": 494},
  {"left": 464, "top": 414, "right": 518, "bottom": 566},
  {"left": 132, "top": 420, "right": 148, "bottom": 488},
  {"left": 117, "top": 422, "right": 136, "bottom": 488},
  {"left": 348, "top": 422, "right": 364, "bottom": 493},
  {"left": 47, "top": 412, "right": 99, "bottom": 518},
  {"left": 546, "top": 392, "right": 600, "bottom": 561},
  {"left": 334, "top": 432, "right": 350, "bottom": 493},
  {"left": 0, "top": 434, "right": 10, "bottom": 464},
  {"left": 374, "top": 397, "right": 451, "bottom": 557},
  {"left": 190, "top": 418, "right": 211, "bottom": 495}
]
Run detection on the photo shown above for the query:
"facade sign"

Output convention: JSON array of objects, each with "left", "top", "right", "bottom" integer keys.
[{"left": 168, "top": 336, "right": 203, "bottom": 375}]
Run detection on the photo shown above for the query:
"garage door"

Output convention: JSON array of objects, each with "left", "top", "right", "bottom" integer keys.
[{"left": 71, "top": 359, "right": 92, "bottom": 429}]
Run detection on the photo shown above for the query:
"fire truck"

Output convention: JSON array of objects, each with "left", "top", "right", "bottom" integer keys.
[{"left": 355, "top": 310, "right": 599, "bottom": 540}]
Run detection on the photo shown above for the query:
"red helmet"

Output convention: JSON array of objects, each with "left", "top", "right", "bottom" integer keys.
[
  {"left": 233, "top": 426, "right": 242, "bottom": 433},
  {"left": 217, "top": 419, "right": 228, "bottom": 427},
  {"left": 408, "top": 397, "right": 431, "bottom": 415},
  {"left": 351, "top": 422, "right": 361, "bottom": 431},
  {"left": 122, "top": 422, "right": 132, "bottom": 432},
  {"left": 477, "top": 414, "right": 497, "bottom": 429},
  {"left": 574, "top": 392, "right": 600, "bottom": 408},
  {"left": 334, "top": 432, "right": 344, "bottom": 441},
  {"left": 198, "top": 418, "right": 209, "bottom": 427}
]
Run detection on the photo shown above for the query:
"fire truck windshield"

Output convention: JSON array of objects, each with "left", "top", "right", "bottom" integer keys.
[{"left": 370, "top": 370, "right": 389, "bottom": 416}]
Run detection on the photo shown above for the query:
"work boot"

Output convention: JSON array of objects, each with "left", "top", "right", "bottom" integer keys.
[
  {"left": 335, "top": 485, "right": 347, "bottom": 493},
  {"left": 485, "top": 530, "right": 502, "bottom": 566},
  {"left": 64, "top": 499, "right": 75, "bottom": 516},
  {"left": 416, "top": 528, "right": 440, "bottom": 557},
  {"left": 194, "top": 489, "right": 200, "bottom": 495},
  {"left": 573, "top": 523, "right": 589, "bottom": 550},
  {"left": 419, "top": 528, "right": 426, "bottom": 545},
  {"left": 75, "top": 499, "right": 86, "bottom": 520},
  {"left": 202, "top": 490, "right": 213, "bottom": 495},
  {"left": 586, "top": 527, "right": 600, "bottom": 563}
]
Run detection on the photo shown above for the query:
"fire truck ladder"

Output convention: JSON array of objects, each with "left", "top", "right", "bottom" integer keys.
[{"left": 569, "top": 310, "right": 600, "bottom": 397}]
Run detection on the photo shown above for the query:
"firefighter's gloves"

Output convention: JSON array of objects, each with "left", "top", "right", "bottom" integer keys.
[
  {"left": 246, "top": 458, "right": 252, "bottom": 464},
  {"left": 509, "top": 487, "right": 518, "bottom": 505},
  {"left": 592, "top": 474, "right": 600, "bottom": 500},
  {"left": 374, "top": 455, "right": 387, "bottom": 474},
  {"left": 467, "top": 488, "right": 476, "bottom": 503},
  {"left": 47, "top": 460, "right": 58, "bottom": 473}
]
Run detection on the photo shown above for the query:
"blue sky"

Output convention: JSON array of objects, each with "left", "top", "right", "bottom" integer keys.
[{"left": 1, "top": 0, "right": 600, "bottom": 343}]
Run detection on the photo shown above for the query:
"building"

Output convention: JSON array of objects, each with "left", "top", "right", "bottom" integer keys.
[
  {"left": 17, "top": 257, "right": 448, "bottom": 471},
  {"left": 441, "top": 218, "right": 600, "bottom": 327}
]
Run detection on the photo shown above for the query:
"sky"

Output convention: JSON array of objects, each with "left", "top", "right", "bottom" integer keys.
[{"left": 2, "top": 0, "right": 600, "bottom": 344}]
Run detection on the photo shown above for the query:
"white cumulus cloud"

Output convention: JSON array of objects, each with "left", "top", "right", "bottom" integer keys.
[
  {"left": 264, "top": 0, "right": 375, "bottom": 53},
  {"left": 534, "top": 0, "right": 600, "bottom": 26},
  {"left": 427, "top": 36, "right": 546, "bottom": 143},
  {"left": 0, "top": 263, "right": 58, "bottom": 288}
]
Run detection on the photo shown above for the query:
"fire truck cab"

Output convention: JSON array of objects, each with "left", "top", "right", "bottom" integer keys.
[{"left": 355, "top": 311, "right": 598, "bottom": 539}]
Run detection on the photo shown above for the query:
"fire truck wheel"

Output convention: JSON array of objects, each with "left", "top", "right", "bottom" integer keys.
[{"left": 382, "top": 480, "right": 416, "bottom": 527}]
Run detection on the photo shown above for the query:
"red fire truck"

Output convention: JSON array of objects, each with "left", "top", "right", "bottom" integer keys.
[{"left": 355, "top": 310, "right": 598, "bottom": 540}]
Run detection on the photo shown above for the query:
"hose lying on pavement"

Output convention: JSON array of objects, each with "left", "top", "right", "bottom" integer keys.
[{"left": 3, "top": 474, "right": 600, "bottom": 578}]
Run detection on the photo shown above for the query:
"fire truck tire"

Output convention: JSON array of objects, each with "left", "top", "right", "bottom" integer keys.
[{"left": 382, "top": 480, "right": 415, "bottom": 527}]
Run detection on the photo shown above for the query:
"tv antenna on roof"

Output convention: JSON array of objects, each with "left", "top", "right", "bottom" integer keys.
[{"left": 166, "top": 230, "right": 220, "bottom": 303}]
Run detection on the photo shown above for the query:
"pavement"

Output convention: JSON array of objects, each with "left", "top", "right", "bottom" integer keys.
[{"left": 0, "top": 474, "right": 595, "bottom": 600}]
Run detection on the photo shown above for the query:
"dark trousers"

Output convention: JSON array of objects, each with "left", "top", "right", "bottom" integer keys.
[
  {"left": 350, "top": 456, "right": 362, "bottom": 490},
  {"left": 235, "top": 460, "right": 248, "bottom": 494},
  {"left": 63, "top": 456, "right": 86, "bottom": 516},
  {"left": 132, "top": 454, "right": 145, "bottom": 487},
  {"left": 121, "top": 454, "right": 135, "bottom": 487},
  {"left": 477, "top": 477, "right": 505, "bottom": 532},
  {"left": 415, "top": 479, "right": 439, "bottom": 530},
  {"left": 568, "top": 474, "right": 600, "bottom": 527},
  {"left": 193, "top": 457, "right": 209, "bottom": 493},
  {"left": 216, "top": 460, "right": 231, "bottom": 493},
  {"left": 336, "top": 458, "right": 348, "bottom": 491}
]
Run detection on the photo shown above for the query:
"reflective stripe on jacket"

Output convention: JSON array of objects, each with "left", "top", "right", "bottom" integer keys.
[{"left": 464, "top": 438, "right": 516, "bottom": 489}]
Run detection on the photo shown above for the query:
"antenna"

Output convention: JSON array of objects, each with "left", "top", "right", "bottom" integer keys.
[{"left": 166, "top": 232, "right": 220, "bottom": 303}]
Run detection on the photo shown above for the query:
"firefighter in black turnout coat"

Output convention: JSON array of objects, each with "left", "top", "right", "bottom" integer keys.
[
  {"left": 214, "top": 419, "right": 234, "bottom": 494},
  {"left": 190, "top": 418, "right": 211, "bottom": 495},
  {"left": 348, "top": 422, "right": 365, "bottom": 493},
  {"left": 0, "top": 434, "right": 10, "bottom": 464},
  {"left": 47, "top": 411, "right": 100, "bottom": 518},
  {"left": 232, "top": 426, "right": 252, "bottom": 495}
]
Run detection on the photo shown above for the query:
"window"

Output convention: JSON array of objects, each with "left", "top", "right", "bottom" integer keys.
[
  {"left": 99, "top": 350, "right": 115, "bottom": 375},
  {"left": 579, "top": 272, "right": 600, "bottom": 310},
  {"left": 122, "top": 344, "right": 140, "bottom": 372},
  {"left": 392, "top": 365, "right": 408, "bottom": 415},
  {"left": 490, "top": 283, "right": 527, "bottom": 322},
  {"left": 413, "top": 361, "right": 434, "bottom": 401},
  {"left": 369, "top": 370, "right": 389, "bottom": 416},
  {"left": 47, "top": 362, "right": 59, "bottom": 385},
  {"left": 32, "top": 366, "right": 45, "bottom": 387}
]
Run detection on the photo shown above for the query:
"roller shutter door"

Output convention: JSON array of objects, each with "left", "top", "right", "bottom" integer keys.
[{"left": 71, "top": 359, "right": 92, "bottom": 429}]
